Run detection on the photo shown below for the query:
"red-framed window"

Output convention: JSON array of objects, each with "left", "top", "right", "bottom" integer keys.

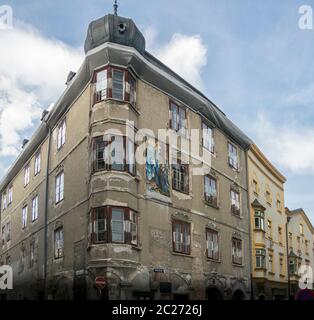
[
  {"left": 93, "top": 66, "right": 136, "bottom": 107},
  {"left": 92, "top": 135, "right": 135, "bottom": 175},
  {"left": 172, "top": 219, "right": 191, "bottom": 255},
  {"left": 90, "top": 207, "right": 138, "bottom": 246}
]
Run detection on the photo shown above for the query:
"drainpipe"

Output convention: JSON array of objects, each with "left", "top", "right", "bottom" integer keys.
[
  {"left": 43, "top": 122, "right": 52, "bottom": 299},
  {"left": 245, "top": 151, "right": 254, "bottom": 300},
  {"left": 285, "top": 216, "right": 291, "bottom": 299}
]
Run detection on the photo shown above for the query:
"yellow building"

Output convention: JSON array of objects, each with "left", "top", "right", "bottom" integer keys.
[{"left": 248, "top": 144, "right": 288, "bottom": 300}]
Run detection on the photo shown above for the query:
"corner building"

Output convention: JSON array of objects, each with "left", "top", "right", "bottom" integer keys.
[{"left": 0, "top": 14, "right": 253, "bottom": 300}]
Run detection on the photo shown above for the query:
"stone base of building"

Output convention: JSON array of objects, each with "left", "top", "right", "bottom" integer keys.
[{"left": 252, "top": 278, "right": 288, "bottom": 300}]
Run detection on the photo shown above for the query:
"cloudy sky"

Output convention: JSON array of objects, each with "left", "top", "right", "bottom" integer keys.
[{"left": 0, "top": 0, "right": 314, "bottom": 222}]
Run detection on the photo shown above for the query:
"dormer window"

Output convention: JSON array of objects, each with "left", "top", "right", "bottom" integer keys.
[{"left": 93, "top": 67, "right": 136, "bottom": 107}]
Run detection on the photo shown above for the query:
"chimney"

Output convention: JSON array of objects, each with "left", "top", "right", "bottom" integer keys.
[
  {"left": 22, "top": 139, "right": 29, "bottom": 149},
  {"left": 66, "top": 71, "right": 76, "bottom": 85}
]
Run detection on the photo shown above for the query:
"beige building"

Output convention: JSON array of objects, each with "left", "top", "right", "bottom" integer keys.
[
  {"left": 286, "top": 208, "right": 314, "bottom": 298},
  {"left": 0, "top": 13, "right": 253, "bottom": 300},
  {"left": 248, "top": 144, "right": 288, "bottom": 299}
]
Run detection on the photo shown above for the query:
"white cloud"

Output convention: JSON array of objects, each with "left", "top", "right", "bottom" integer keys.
[
  {"left": 0, "top": 21, "right": 84, "bottom": 157},
  {"left": 144, "top": 27, "right": 207, "bottom": 90},
  {"left": 252, "top": 115, "right": 314, "bottom": 174}
]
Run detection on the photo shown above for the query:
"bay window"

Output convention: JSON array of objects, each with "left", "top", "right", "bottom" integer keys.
[
  {"left": 204, "top": 175, "right": 217, "bottom": 206},
  {"left": 90, "top": 207, "right": 138, "bottom": 246},
  {"left": 93, "top": 67, "right": 136, "bottom": 106},
  {"left": 255, "top": 249, "right": 266, "bottom": 268},
  {"left": 93, "top": 136, "right": 135, "bottom": 175},
  {"left": 254, "top": 210, "right": 265, "bottom": 231},
  {"left": 172, "top": 220, "right": 191, "bottom": 255}
]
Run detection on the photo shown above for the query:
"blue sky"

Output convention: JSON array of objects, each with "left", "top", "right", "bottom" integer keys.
[{"left": 1, "top": 0, "right": 314, "bottom": 223}]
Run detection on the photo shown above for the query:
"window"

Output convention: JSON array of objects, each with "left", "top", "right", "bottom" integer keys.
[
  {"left": 228, "top": 142, "right": 238, "bottom": 170},
  {"left": 24, "top": 165, "right": 30, "bottom": 187},
  {"left": 206, "top": 229, "right": 219, "bottom": 260},
  {"left": 32, "top": 196, "right": 38, "bottom": 222},
  {"left": 254, "top": 210, "right": 265, "bottom": 231},
  {"left": 232, "top": 238, "right": 242, "bottom": 265},
  {"left": 2, "top": 192, "right": 6, "bottom": 211},
  {"left": 255, "top": 249, "right": 266, "bottom": 269},
  {"left": 5, "top": 256, "right": 10, "bottom": 266},
  {"left": 57, "top": 119, "right": 66, "bottom": 150},
  {"left": 276, "top": 194, "right": 282, "bottom": 212},
  {"left": 112, "top": 69, "right": 125, "bottom": 100},
  {"left": 169, "top": 102, "right": 187, "bottom": 135},
  {"left": 129, "top": 74, "right": 137, "bottom": 106},
  {"left": 268, "top": 253, "right": 274, "bottom": 273},
  {"left": 95, "top": 69, "right": 108, "bottom": 101},
  {"left": 297, "top": 236, "right": 301, "bottom": 250},
  {"left": 93, "top": 67, "right": 136, "bottom": 105},
  {"left": 55, "top": 172, "right": 64, "bottom": 204},
  {"left": 202, "top": 123, "right": 214, "bottom": 153},
  {"left": 278, "top": 227, "right": 283, "bottom": 244},
  {"left": 265, "top": 185, "right": 272, "bottom": 204},
  {"left": 34, "top": 151, "right": 41, "bottom": 175},
  {"left": 6, "top": 222, "right": 10, "bottom": 242},
  {"left": 279, "top": 255, "right": 284, "bottom": 275},
  {"left": 92, "top": 136, "right": 135, "bottom": 175},
  {"left": 204, "top": 175, "right": 217, "bottom": 206},
  {"left": 54, "top": 227, "right": 64, "bottom": 259},
  {"left": 267, "top": 220, "right": 272, "bottom": 238},
  {"left": 231, "top": 189, "right": 240, "bottom": 216},
  {"left": 8, "top": 186, "right": 13, "bottom": 205},
  {"left": 1, "top": 226, "right": 5, "bottom": 246},
  {"left": 300, "top": 224, "right": 304, "bottom": 235},
  {"left": 22, "top": 206, "right": 27, "bottom": 229},
  {"left": 172, "top": 220, "right": 191, "bottom": 255},
  {"left": 172, "top": 159, "right": 189, "bottom": 194},
  {"left": 253, "top": 180, "right": 258, "bottom": 194},
  {"left": 305, "top": 240, "right": 309, "bottom": 254},
  {"left": 90, "top": 207, "right": 138, "bottom": 245},
  {"left": 30, "top": 242, "right": 35, "bottom": 268}
]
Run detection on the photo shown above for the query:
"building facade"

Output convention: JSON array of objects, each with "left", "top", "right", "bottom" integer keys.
[
  {"left": 248, "top": 144, "right": 288, "bottom": 300},
  {"left": 1, "top": 13, "right": 254, "bottom": 300},
  {"left": 286, "top": 208, "right": 314, "bottom": 298}
]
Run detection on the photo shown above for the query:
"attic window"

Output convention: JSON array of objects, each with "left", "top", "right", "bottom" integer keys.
[{"left": 118, "top": 23, "right": 127, "bottom": 33}]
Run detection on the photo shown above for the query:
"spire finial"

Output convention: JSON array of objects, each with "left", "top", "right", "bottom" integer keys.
[{"left": 113, "top": 0, "right": 118, "bottom": 16}]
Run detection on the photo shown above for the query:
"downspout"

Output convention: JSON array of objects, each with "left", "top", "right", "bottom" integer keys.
[
  {"left": 43, "top": 122, "right": 52, "bottom": 299},
  {"left": 245, "top": 150, "right": 254, "bottom": 300}
]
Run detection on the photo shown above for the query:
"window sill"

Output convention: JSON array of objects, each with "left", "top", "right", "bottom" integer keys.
[
  {"left": 172, "top": 252, "right": 193, "bottom": 258},
  {"left": 207, "top": 258, "right": 221, "bottom": 263},
  {"left": 268, "top": 272, "right": 275, "bottom": 276},
  {"left": 172, "top": 188, "right": 189, "bottom": 196},
  {"left": 254, "top": 229, "right": 266, "bottom": 233},
  {"left": 204, "top": 200, "right": 219, "bottom": 210},
  {"left": 254, "top": 267, "right": 266, "bottom": 271},
  {"left": 279, "top": 274, "right": 285, "bottom": 278},
  {"left": 232, "top": 263, "right": 244, "bottom": 268}
]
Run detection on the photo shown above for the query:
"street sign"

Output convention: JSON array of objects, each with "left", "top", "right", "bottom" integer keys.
[{"left": 95, "top": 276, "right": 107, "bottom": 290}]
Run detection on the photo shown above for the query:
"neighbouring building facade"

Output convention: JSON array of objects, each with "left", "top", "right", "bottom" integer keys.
[
  {"left": 0, "top": 13, "right": 253, "bottom": 300},
  {"left": 248, "top": 144, "right": 288, "bottom": 300},
  {"left": 286, "top": 208, "right": 314, "bottom": 298}
]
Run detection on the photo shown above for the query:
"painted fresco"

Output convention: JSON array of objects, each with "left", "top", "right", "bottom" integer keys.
[{"left": 146, "top": 140, "right": 170, "bottom": 196}]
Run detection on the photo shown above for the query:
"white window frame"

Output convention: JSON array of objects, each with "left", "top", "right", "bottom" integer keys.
[
  {"left": 24, "top": 165, "right": 30, "bottom": 187},
  {"left": 32, "top": 196, "right": 38, "bottom": 222},
  {"left": 57, "top": 119, "right": 66, "bottom": 150},
  {"left": 228, "top": 142, "right": 238, "bottom": 170},
  {"left": 55, "top": 172, "right": 64, "bottom": 204},
  {"left": 2, "top": 192, "right": 7, "bottom": 211},
  {"left": 8, "top": 186, "right": 13, "bottom": 204},
  {"left": 54, "top": 227, "right": 64, "bottom": 259},
  {"left": 34, "top": 151, "right": 41, "bottom": 175},
  {"left": 202, "top": 122, "right": 214, "bottom": 153},
  {"left": 22, "top": 206, "right": 28, "bottom": 229}
]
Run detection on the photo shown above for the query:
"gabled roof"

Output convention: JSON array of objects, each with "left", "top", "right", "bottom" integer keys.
[{"left": 251, "top": 199, "right": 266, "bottom": 211}]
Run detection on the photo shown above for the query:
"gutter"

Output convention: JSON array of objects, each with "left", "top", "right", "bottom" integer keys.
[{"left": 43, "top": 121, "right": 52, "bottom": 299}]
